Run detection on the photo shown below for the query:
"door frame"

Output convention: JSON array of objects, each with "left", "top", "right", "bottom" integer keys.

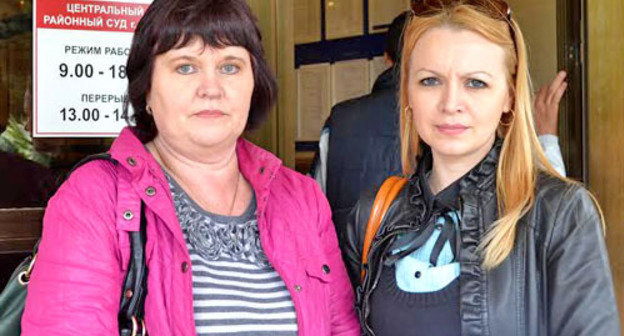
[{"left": 556, "top": 0, "right": 587, "bottom": 182}]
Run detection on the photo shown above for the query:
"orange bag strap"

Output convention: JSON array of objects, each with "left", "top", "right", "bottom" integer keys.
[{"left": 360, "top": 176, "right": 408, "bottom": 282}]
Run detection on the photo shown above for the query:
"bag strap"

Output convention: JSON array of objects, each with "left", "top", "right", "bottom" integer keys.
[
  {"left": 118, "top": 203, "right": 148, "bottom": 336},
  {"left": 360, "top": 176, "right": 408, "bottom": 282},
  {"left": 71, "top": 153, "right": 148, "bottom": 336},
  {"left": 68, "top": 153, "right": 117, "bottom": 175},
  {"left": 26, "top": 153, "right": 117, "bottom": 258}
]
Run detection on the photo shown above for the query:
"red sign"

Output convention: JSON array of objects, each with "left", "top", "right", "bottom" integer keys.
[{"left": 37, "top": 0, "right": 150, "bottom": 33}]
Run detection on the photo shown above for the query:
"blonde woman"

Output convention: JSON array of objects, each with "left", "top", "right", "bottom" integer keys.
[{"left": 343, "top": 1, "right": 620, "bottom": 335}]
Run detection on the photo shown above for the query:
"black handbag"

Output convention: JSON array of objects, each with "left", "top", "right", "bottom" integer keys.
[{"left": 0, "top": 153, "right": 149, "bottom": 336}]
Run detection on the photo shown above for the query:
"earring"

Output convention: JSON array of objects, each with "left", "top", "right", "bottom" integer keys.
[{"left": 146, "top": 105, "right": 153, "bottom": 115}]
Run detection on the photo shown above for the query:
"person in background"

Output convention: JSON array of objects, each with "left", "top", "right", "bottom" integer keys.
[
  {"left": 310, "top": 13, "right": 407, "bottom": 244},
  {"left": 0, "top": 150, "right": 58, "bottom": 208},
  {"left": 21, "top": 0, "right": 359, "bottom": 335},
  {"left": 343, "top": 1, "right": 620, "bottom": 335},
  {"left": 0, "top": 77, "right": 59, "bottom": 207},
  {"left": 312, "top": 11, "right": 568, "bottom": 245}
]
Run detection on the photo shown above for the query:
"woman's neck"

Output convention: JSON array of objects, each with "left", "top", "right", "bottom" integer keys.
[
  {"left": 146, "top": 136, "right": 251, "bottom": 216},
  {"left": 148, "top": 136, "right": 239, "bottom": 181},
  {"left": 428, "top": 139, "right": 495, "bottom": 195}
]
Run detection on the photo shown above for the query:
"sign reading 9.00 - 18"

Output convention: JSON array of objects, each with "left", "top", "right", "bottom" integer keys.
[{"left": 33, "top": 0, "right": 152, "bottom": 137}]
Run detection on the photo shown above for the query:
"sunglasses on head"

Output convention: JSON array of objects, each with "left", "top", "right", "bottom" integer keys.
[
  {"left": 410, "top": 0, "right": 516, "bottom": 51},
  {"left": 410, "top": 0, "right": 512, "bottom": 21}
]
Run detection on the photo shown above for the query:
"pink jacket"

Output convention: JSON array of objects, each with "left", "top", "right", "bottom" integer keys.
[{"left": 22, "top": 127, "right": 359, "bottom": 336}]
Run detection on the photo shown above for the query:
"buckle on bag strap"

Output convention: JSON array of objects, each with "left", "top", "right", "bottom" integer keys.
[
  {"left": 17, "top": 255, "right": 37, "bottom": 286},
  {"left": 131, "top": 315, "right": 147, "bottom": 336}
]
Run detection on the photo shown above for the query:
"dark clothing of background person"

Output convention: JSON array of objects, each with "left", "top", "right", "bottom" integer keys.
[
  {"left": 311, "top": 68, "right": 402, "bottom": 244},
  {"left": 0, "top": 151, "right": 59, "bottom": 208},
  {"left": 309, "top": 12, "right": 408, "bottom": 245}
]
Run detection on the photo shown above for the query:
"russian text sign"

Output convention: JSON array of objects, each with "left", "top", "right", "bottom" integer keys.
[{"left": 34, "top": 0, "right": 152, "bottom": 137}]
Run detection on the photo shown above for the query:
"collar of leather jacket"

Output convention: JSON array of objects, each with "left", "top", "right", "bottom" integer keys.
[
  {"left": 378, "top": 138, "right": 503, "bottom": 237},
  {"left": 357, "top": 138, "right": 504, "bottom": 336},
  {"left": 417, "top": 148, "right": 461, "bottom": 213}
]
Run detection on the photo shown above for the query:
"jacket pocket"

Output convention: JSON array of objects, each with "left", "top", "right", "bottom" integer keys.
[
  {"left": 305, "top": 256, "right": 334, "bottom": 283},
  {"left": 303, "top": 255, "right": 334, "bottom": 336}
]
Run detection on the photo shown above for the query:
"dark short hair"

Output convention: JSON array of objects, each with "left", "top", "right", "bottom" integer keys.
[
  {"left": 384, "top": 11, "right": 410, "bottom": 64},
  {"left": 125, "top": 0, "right": 277, "bottom": 142}
]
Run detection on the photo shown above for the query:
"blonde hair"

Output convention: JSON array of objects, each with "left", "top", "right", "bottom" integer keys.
[{"left": 398, "top": 5, "right": 568, "bottom": 268}]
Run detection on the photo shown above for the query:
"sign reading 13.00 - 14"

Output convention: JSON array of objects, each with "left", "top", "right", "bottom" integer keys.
[{"left": 34, "top": 0, "right": 152, "bottom": 137}]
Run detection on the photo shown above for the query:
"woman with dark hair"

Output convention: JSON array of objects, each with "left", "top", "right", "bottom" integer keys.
[{"left": 21, "top": 0, "right": 359, "bottom": 335}]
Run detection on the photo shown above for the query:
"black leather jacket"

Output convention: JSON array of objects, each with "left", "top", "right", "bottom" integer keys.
[{"left": 344, "top": 143, "right": 621, "bottom": 336}]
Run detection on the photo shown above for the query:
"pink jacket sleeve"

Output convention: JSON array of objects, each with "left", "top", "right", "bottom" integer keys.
[
  {"left": 313, "top": 183, "right": 361, "bottom": 335},
  {"left": 21, "top": 162, "right": 124, "bottom": 335}
]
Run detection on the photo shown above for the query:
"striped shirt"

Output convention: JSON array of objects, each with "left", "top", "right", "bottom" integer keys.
[{"left": 166, "top": 174, "right": 298, "bottom": 335}]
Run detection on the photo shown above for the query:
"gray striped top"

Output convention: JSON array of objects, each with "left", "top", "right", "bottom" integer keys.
[{"left": 166, "top": 174, "right": 298, "bottom": 335}]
